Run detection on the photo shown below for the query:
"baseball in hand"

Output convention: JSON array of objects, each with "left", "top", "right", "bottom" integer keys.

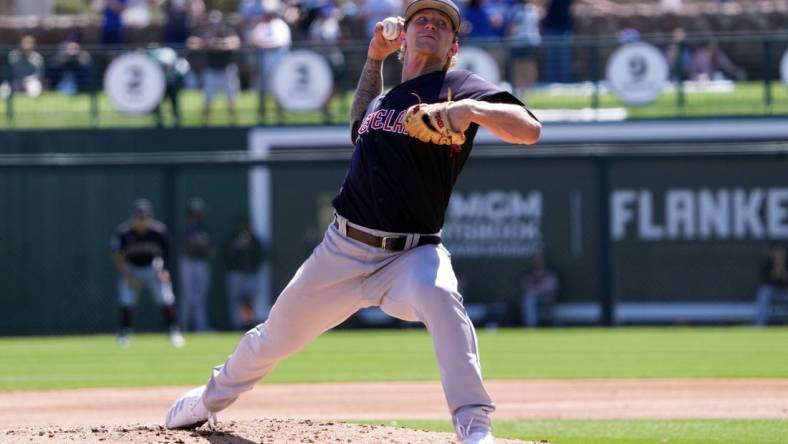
[{"left": 381, "top": 17, "right": 401, "bottom": 40}]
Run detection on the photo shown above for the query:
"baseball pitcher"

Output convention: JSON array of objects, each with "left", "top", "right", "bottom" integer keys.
[{"left": 165, "top": 1, "right": 540, "bottom": 442}]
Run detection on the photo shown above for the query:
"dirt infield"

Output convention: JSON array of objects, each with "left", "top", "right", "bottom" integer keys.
[{"left": 1, "top": 379, "right": 787, "bottom": 443}]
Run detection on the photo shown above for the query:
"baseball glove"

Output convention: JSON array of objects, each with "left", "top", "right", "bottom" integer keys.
[{"left": 404, "top": 92, "right": 465, "bottom": 150}]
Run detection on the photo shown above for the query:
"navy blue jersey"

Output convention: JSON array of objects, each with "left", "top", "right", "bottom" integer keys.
[
  {"left": 111, "top": 220, "right": 169, "bottom": 267},
  {"left": 183, "top": 221, "right": 212, "bottom": 259},
  {"left": 332, "top": 69, "right": 529, "bottom": 234}
]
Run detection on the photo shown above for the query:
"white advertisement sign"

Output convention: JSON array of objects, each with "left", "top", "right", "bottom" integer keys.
[
  {"left": 606, "top": 42, "right": 668, "bottom": 106},
  {"left": 271, "top": 50, "right": 334, "bottom": 112},
  {"left": 443, "top": 190, "right": 543, "bottom": 257},
  {"left": 781, "top": 49, "right": 788, "bottom": 85},
  {"left": 611, "top": 188, "right": 788, "bottom": 241},
  {"left": 104, "top": 53, "right": 165, "bottom": 115}
]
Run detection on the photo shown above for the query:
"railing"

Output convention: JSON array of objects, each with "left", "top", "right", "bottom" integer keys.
[{"left": 1, "top": 31, "right": 787, "bottom": 129}]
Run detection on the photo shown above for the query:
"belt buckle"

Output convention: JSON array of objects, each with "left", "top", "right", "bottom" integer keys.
[{"left": 380, "top": 235, "right": 399, "bottom": 250}]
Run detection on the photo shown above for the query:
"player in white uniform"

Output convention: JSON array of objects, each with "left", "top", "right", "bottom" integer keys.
[{"left": 165, "top": 1, "right": 540, "bottom": 442}]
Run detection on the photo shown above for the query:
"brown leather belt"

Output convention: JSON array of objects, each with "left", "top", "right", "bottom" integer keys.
[{"left": 334, "top": 220, "right": 441, "bottom": 251}]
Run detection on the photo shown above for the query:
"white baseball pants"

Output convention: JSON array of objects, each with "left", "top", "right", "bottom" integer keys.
[
  {"left": 118, "top": 265, "right": 175, "bottom": 308},
  {"left": 179, "top": 258, "right": 212, "bottom": 332},
  {"left": 202, "top": 214, "right": 494, "bottom": 436}
]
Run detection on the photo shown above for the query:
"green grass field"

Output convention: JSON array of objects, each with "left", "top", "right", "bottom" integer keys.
[
  {"left": 1, "top": 327, "right": 787, "bottom": 443},
  {"left": 371, "top": 419, "right": 788, "bottom": 444},
  {"left": 2, "top": 327, "right": 788, "bottom": 390},
  {"left": 2, "top": 81, "right": 787, "bottom": 129}
]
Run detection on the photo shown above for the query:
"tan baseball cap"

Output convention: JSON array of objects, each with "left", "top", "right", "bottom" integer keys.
[{"left": 404, "top": 0, "right": 461, "bottom": 32}]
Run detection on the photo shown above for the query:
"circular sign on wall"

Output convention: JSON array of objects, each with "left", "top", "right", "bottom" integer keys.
[
  {"left": 103, "top": 53, "right": 165, "bottom": 115},
  {"left": 271, "top": 50, "right": 334, "bottom": 112},
  {"left": 606, "top": 42, "right": 668, "bottom": 106},
  {"left": 452, "top": 46, "right": 500, "bottom": 85},
  {"left": 780, "top": 49, "right": 788, "bottom": 85}
]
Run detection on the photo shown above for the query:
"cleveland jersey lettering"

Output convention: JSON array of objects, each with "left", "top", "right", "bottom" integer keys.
[{"left": 334, "top": 69, "right": 526, "bottom": 234}]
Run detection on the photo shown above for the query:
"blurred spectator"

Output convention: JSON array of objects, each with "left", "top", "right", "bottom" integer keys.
[
  {"left": 542, "top": 0, "right": 574, "bottom": 83},
  {"left": 14, "top": 1, "right": 54, "bottom": 16},
  {"left": 664, "top": 27, "right": 693, "bottom": 81},
  {"left": 238, "top": 0, "right": 267, "bottom": 28},
  {"left": 291, "top": 0, "right": 320, "bottom": 36},
  {"left": 507, "top": 0, "right": 541, "bottom": 45},
  {"left": 359, "top": 0, "right": 401, "bottom": 40},
  {"left": 337, "top": 0, "right": 358, "bottom": 20},
  {"left": 5, "top": 35, "right": 44, "bottom": 98},
  {"left": 461, "top": 0, "right": 505, "bottom": 39},
  {"left": 100, "top": 0, "right": 128, "bottom": 45},
  {"left": 689, "top": 39, "right": 746, "bottom": 82},
  {"left": 157, "top": 0, "right": 206, "bottom": 45},
  {"left": 187, "top": 10, "right": 241, "bottom": 125},
  {"left": 179, "top": 198, "right": 213, "bottom": 333},
  {"left": 661, "top": 0, "right": 683, "bottom": 13},
  {"left": 51, "top": 40, "right": 93, "bottom": 95},
  {"left": 147, "top": 44, "right": 189, "bottom": 126},
  {"left": 506, "top": 0, "right": 541, "bottom": 97},
  {"left": 224, "top": 216, "right": 268, "bottom": 331},
  {"left": 247, "top": 0, "right": 291, "bottom": 121},
  {"left": 520, "top": 251, "right": 559, "bottom": 328},
  {"left": 123, "top": 0, "right": 154, "bottom": 27},
  {"left": 616, "top": 28, "right": 640, "bottom": 44},
  {"left": 754, "top": 244, "right": 788, "bottom": 326},
  {"left": 308, "top": 2, "right": 342, "bottom": 43},
  {"left": 308, "top": 2, "right": 345, "bottom": 113}
]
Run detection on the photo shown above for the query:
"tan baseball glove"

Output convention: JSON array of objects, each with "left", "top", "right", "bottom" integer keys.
[{"left": 404, "top": 97, "right": 466, "bottom": 149}]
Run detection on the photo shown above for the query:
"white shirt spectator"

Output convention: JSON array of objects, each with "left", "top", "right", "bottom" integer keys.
[
  {"left": 507, "top": 1, "right": 541, "bottom": 45},
  {"left": 249, "top": 15, "right": 292, "bottom": 49},
  {"left": 123, "top": 0, "right": 152, "bottom": 26},
  {"left": 308, "top": 6, "right": 342, "bottom": 43},
  {"left": 661, "top": 0, "right": 683, "bottom": 13}
]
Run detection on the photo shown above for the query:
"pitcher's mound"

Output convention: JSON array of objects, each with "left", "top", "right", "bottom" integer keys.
[{"left": 1, "top": 419, "right": 538, "bottom": 443}]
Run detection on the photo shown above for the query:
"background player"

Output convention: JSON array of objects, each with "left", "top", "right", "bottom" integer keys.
[
  {"left": 111, "top": 198, "right": 185, "bottom": 348},
  {"left": 165, "top": 1, "right": 540, "bottom": 443},
  {"left": 179, "top": 197, "right": 213, "bottom": 333},
  {"left": 224, "top": 215, "right": 268, "bottom": 330}
]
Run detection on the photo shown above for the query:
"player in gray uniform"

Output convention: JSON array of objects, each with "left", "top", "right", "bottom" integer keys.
[
  {"left": 179, "top": 198, "right": 213, "bottom": 332},
  {"left": 112, "top": 198, "right": 185, "bottom": 348},
  {"left": 165, "top": 1, "right": 540, "bottom": 442}
]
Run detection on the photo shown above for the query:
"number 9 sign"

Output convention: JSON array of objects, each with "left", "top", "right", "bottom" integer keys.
[{"left": 606, "top": 42, "right": 668, "bottom": 106}]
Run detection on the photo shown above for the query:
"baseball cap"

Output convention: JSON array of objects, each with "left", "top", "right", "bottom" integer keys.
[
  {"left": 404, "top": 0, "right": 461, "bottom": 32},
  {"left": 187, "top": 197, "right": 207, "bottom": 213},
  {"left": 133, "top": 198, "right": 153, "bottom": 215}
]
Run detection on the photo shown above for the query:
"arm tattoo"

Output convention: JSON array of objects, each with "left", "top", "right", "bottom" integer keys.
[{"left": 351, "top": 58, "right": 384, "bottom": 124}]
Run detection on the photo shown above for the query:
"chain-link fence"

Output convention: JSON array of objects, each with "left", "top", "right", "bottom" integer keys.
[{"left": 1, "top": 32, "right": 788, "bottom": 128}]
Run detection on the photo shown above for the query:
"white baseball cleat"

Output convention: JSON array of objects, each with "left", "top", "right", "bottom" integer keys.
[
  {"left": 164, "top": 386, "right": 217, "bottom": 429},
  {"left": 169, "top": 329, "right": 185, "bottom": 348},
  {"left": 117, "top": 328, "right": 132, "bottom": 348},
  {"left": 116, "top": 334, "right": 131, "bottom": 348},
  {"left": 459, "top": 431, "right": 495, "bottom": 444}
]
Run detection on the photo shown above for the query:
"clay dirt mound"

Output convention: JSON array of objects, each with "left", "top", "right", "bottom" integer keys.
[{"left": 0, "top": 419, "right": 537, "bottom": 444}]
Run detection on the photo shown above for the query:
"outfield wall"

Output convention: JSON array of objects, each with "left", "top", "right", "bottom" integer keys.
[
  {"left": 251, "top": 122, "right": 788, "bottom": 326},
  {"left": 0, "top": 129, "right": 251, "bottom": 335},
  {"left": 1, "top": 123, "right": 787, "bottom": 334}
]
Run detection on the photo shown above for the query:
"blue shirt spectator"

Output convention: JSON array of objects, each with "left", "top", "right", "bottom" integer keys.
[
  {"left": 160, "top": 0, "right": 205, "bottom": 45},
  {"left": 461, "top": 0, "right": 505, "bottom": 39},
  {"left": 101, "top": 0, "right": 127, "bottom": 45}
]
